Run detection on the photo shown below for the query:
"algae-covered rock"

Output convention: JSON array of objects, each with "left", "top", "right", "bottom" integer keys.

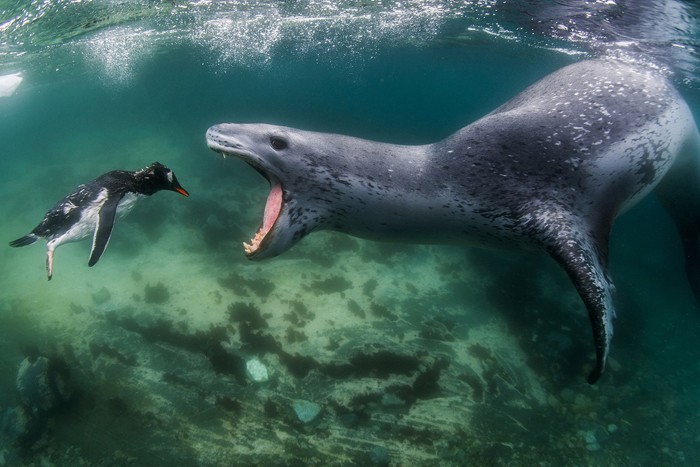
[{"left": 16, "top": 355, "right": 71, "bottom": 413}]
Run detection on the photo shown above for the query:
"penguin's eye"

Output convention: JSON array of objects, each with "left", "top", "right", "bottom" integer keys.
[{"left": 270, "top": 136, "right": 288, "bottom": 151}]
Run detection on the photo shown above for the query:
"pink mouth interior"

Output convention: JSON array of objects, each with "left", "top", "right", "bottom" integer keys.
[
  {"left": 243, "top": 183, "right": 282, "bottom": 255},
  {"left": 263, "top": 183, "right": 282, "bottom": 232}
]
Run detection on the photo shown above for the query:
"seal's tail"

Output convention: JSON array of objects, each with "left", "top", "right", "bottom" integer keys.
[{"left": 9, "top": 233, "right": 38, "bottom": 247}]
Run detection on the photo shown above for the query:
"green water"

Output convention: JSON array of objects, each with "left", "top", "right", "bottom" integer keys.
[{"left": 2, "top": 1, "right": 700, "bottom": 465}]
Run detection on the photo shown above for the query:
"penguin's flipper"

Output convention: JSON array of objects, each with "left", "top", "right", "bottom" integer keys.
[
  {"left": 9, "top": 233, "right": 39, "bottom": 247},
  {"left": 88, "top": 194, "right": 123, "bottom": 267}
]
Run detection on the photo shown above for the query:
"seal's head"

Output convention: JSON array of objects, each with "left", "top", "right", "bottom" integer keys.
[{"left": 206, "top": 123, "right": 330, "bottom": 259}]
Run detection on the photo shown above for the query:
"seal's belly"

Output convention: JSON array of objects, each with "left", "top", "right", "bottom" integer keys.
[{"left": 329, "top": 190, "right": 536, "bottom": 246}]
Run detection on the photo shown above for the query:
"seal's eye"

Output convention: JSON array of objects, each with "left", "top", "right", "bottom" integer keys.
[{"left": 270, "top": 136, "right": 288, "bottom": 151}]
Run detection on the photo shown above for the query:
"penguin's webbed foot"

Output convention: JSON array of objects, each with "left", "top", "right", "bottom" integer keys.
[{"left": 46, "top": 249, "right": 54, "bottom": 281}]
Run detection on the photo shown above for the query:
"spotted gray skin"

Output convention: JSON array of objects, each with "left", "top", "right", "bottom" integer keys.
[{"left": 206, "top": 59, "right": 700, "bottom": 383}]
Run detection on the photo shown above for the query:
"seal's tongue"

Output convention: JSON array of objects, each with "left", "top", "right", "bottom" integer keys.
[
  {"left": 263, "top": 184, "right": 282, "bottom": 232},
  {"left": 244, "top": 183, "right": 282, "bottom": 255}
]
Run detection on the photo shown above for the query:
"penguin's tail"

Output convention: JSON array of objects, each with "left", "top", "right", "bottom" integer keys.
[{"left": 9, "top": 234, "right": 39, "bottom": 247}]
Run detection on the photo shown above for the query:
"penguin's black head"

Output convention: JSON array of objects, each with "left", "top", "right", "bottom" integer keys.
[{"left": 138, "top": 162, "right": 189, "bottom": 197}]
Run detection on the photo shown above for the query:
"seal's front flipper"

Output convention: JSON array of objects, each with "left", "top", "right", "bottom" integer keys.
[
  {"left": 530, "top": 207, "right": 616, "bottom": 383},
  {"left": 549, "top": 236, "right": 616, "bottom": 384},
  {"left": 89, "top": 194, "right": 123, "bottom": 267}
]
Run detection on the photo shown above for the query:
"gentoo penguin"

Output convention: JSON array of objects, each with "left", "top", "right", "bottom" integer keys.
[{"left": 9, "top": 162, "right": 189, "bottom": 280}]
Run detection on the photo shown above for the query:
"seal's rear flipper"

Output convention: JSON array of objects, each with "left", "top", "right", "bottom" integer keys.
[
  {"left": 656, "top": 133, "right": 700, "bottom": 306},
  {"left": 660, "top": 216, "right": 700, "bottom": 303},
  {"left": 530, "top": 207, "right": 616, "bottom": 383},
  {"left": 666, "top": 217, "right": 700, "bottom": 305},
  {"left": 681, "top": 233, "right": 700, "bottom": 304}
]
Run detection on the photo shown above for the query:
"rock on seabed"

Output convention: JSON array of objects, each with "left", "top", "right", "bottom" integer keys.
[
  {"left": 245, "top": 358, "right": 269, "bottom": 383},
  {"left": 293, "top": 399, "right": 322, "bottom": 424}
]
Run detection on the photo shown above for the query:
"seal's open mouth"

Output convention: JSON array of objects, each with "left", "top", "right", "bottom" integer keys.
[
  {"left": 243, "top": 180, "right": 282, "bottom": 255},
  {"left": 215, "top": 149, "right": 284, "bottom": 258}
]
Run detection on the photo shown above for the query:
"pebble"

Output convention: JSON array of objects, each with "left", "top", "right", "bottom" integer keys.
[
  {"left": 292, "top": 399, "right": 322, "bottom": 424},
  {"left": 584, "top": 431, "right": 597, "bottom": 444},
  {"left": 582, "top": 430, "right": 600, "bottom": 451},
  {"left": 245, "top": 358, "right": 269, "bottom": 383}
]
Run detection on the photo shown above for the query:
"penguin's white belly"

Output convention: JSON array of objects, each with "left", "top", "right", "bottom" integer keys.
[
  {"left": 48, "top": 190, "right": 108, "bottom": 248},
  {"left": 48, "top": 190, "right": 142, "bottom": 248},
  {"left": 116, "top": 192, "right": 143, "bottom": 217}
]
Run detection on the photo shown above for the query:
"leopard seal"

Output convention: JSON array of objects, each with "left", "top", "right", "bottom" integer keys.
[{"left": 206, "top": 59, "right": 700, "bottom": 383}]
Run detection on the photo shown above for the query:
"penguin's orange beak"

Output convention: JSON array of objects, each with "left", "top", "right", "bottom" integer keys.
[{"left": 171, "top": 172, "right": 189, "bottom": 197}]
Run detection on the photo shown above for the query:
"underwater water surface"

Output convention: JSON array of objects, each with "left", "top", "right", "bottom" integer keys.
[{"left": 2, "top": 0, "right": 700, "bottom": 465}]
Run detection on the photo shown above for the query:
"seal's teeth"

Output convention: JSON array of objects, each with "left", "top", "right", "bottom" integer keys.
[{"left": 243, "top": 228, "right": 269, "bottom": 255}]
